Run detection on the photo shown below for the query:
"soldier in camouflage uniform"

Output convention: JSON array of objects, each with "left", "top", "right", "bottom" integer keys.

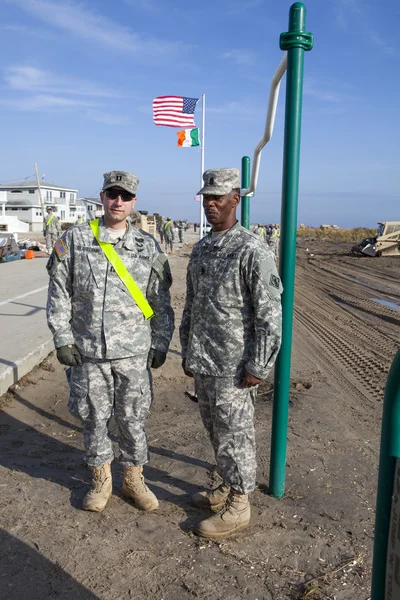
[
  {"left": 44, "top": 207, "right": 62, "bottom": 253},
  {"left": 46, "top": 170, "right": 174, "bottom": 513},
  {"left": 180, "top": 168, "right": 282, "bottom": 538},
  {"left": 253, "top": 223, "right": 266, "bottom": 242},
  {"left": 269, "top": 224, "right": 280, "bottom": 260},
  {"left": 163, "top": 216, "right": 175, "bottom": 253},
  {"left": 177, "top": 220, "right": 184, "bottom": 243}
]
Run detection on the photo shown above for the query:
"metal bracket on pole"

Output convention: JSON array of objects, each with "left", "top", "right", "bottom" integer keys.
[{"left": 242, "top": 53, "right": 287, "bottom": 197}]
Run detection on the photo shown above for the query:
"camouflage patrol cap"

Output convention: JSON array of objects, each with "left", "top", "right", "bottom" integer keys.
[
  {"left": 198, "top": 168, "right": 240, "bottom": 195},
  {"left": 102, "top": 170, "right": 139, "bottom": 195}
]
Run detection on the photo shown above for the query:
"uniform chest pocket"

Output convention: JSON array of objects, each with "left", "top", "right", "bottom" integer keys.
[{"left": 74, "top": 253, "right": 103, "bottom": 292}]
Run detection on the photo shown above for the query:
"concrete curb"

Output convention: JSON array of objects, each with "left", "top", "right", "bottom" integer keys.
[{"left": 0, "top": 337, "right": 54, "bottom": 397}]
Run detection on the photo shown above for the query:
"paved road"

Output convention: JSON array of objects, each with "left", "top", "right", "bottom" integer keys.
[{"left": 0, "top": 254, "right": 53, "bottom": 395}]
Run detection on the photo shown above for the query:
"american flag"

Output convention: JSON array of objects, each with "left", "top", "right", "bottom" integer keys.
[{"left": 153, "top": 96, "right": 198, "bottom": 128}]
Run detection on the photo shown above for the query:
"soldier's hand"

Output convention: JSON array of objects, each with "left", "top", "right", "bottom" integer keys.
[
  {"left": 182, "top": 359, "right": 194, "bottom": 378},
  {"left": 56, "top": 344, "right": 82, "bottom": 367},
  {"left": 148, "top": 348, "right": 167, "bottom": 369},
  {"left": 242, "top": 369, "right": 263, "bottom": 388}
]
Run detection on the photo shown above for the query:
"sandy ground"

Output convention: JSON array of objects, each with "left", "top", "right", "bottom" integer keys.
[{"left": 1, "top": 232, "right": 399, "bottom": 600}]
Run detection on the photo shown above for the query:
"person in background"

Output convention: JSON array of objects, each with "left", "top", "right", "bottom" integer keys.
[
  {"left": 44, "top": 207, "right": 62, "bottom": 253},
  {"left": 253, "top": 224, "right": 266, "bottom": 242},
  {"left": 177, "top": 220, "right": 184, "bottom": 243},
  {"left": 269, "top": 224, "right": 280, "bottom": 260},
  {"left": 164, "top": 217, "right": 174, "bottom": 254},
  {"left": 157, "top": 216, "right": 165, "bottom": 245},
  {"left": 180, "top": 168, "right": 282, "bottom": 539}
]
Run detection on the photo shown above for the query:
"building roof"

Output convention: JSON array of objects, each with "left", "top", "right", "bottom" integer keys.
[
  {"left": 80, "top": 197, "right": 102, "bottom": 206},
  {"left": 0, "top": 181, "right": 78, "bottom": 192}
]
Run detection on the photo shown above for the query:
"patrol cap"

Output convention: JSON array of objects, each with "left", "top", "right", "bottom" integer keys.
[
  {"left": 102, "top": 170, "right": 139, "bottom": 195},
  {"left": 198, "top": 168, "right": 240, "bottom": 196}
]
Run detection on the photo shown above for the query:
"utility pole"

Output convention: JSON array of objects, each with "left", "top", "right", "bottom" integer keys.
[{"left": 34, "top": 162, "right": 46, "bottom": 226}]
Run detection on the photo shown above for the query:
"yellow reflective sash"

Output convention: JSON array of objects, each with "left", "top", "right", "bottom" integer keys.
[
  {"left": 258, "top": 230, "right": 264, "bottom": 237},
  {"left": 164, "top": 221, "right": 171, "bottom": 230},
  {"left": 46, "top": 214, "right": 55, "bottom": 226},
  {"left": 90, "top": 219, "right": 154, "bottom": 320}
]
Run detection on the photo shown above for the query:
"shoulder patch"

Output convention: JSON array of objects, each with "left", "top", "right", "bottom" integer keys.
[
  {"left": 269, "top": 274, "right": 280, "bottom": 289},
  {"left": 54, "top": 238, "right": 68, "bottom": 258}
]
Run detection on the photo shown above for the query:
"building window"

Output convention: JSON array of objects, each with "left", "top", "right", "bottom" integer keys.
[
  {"left": 36, "top": 211, "right": 42, "bottom": 216},
  {"left": 70, "top": 193, "right": 74, "bottom": 200},
  {"left": 10, "top": 190, "right": 22, "bottom": 193},
  {"left": 28, "top": 189, "right": 35, "bottom": 194},
  {"left": 46, "top": 190, "right": 52, "bottom": 201},
  {"left": 60, "top": 191, "right": 66, "bottom": 199},
  {"left": 21, "top": 208, "right": 29, "bottom": 211}
]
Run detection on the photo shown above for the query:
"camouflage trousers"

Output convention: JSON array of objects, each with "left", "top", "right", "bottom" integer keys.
[
  {"left": 158, "top": 229, "right": 164, "bottom": 244},
  {"left": 165, "top": 237, "right": 173, "bottom": 253},
  {"left": 194, "top": 374, "right": 257, "bottom": 494},
  {"left": 45, "top": 232, "right": 58, "bottom": 252},
  {"left": 67, "top": 354, "right": 152, "bottom": 468},
  {"left": 178, "top": 230, "right": 183, "bottom": 243}
]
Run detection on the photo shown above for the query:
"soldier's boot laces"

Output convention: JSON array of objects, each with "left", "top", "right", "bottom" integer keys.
[
  {"left": 122, "top": 466, "right": 159, "bottom": 512},
  {"left": 195, "top": 490, "right": 251, "bottom": 538},
  {"left": 191, "top": 483, "right": 231, "bottom": 511},
  {"left": 82, "top": 463, "right": 112, "bottom": 512}
]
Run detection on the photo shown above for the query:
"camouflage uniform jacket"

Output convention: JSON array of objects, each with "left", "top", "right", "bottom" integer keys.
[
  {"left": 180, "top": 221, "right": 282, "bottom": 379},
  {"left": 46, "top": 218, "right": 174, "bottom": 359},
  {"left": 44, "top": 215, "right": 62, "bottom": 237},
  {"left": 163, "top": 222, "right": 174, "bottom": 241}
]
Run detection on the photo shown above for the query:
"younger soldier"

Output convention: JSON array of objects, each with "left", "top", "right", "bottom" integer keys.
[
  {"left": 164, "top": 217, "right": 174, "bottom": 253},
  {"left": 47, "top": 170, "right": 174, "bottom": 513},
  {"left": 44, "top": 207, "right": 62, "bottom": 253},
  {"left": 180, "top": 168, "right": 282, "bottom": 538}
]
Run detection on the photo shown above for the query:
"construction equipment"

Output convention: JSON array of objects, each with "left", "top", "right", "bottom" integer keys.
[
  {"left": 352, "top": 222, "right": 400, "bottom": 257},
  {"left": 130, "top": 210, "right": 156, "bottom": 236}
]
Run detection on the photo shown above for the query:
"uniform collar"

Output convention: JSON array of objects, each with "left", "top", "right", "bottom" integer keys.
[
  {"left": 208, "top": 220, "right": 241, "bottom": 248},
  {"left": 97, "top": 217, "right": 136, "bottom": 250}
]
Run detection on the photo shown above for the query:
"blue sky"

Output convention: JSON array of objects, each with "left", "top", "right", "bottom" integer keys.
[{"left": 0, "top": 0, "right": 398, "bottom": 226}]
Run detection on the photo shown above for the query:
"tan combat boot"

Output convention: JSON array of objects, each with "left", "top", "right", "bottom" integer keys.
[
  {"left": 82, "top": 463, "right": 112, "bottom": 512},
  {"left": 122, "top": 466, "right": 159, "bottom": 512},
  {"left": 191, "top": 483, "right": 231, "bottom": 511},
  {"left": 195, "top": 490, "right": 251, "bottom": 538}
]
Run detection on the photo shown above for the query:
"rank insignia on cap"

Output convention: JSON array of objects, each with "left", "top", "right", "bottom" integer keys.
[
  {"left": 116, "top": 175, "right": 122, "bottom": 181},
  {"left": 54, "top": 238, "right": 68, "bottom": 258},
  {"left": 209, "top": 177, "right": 214, "bottom": 185}
]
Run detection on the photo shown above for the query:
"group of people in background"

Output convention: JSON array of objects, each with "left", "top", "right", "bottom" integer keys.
[
  {"left": 156, "top": 216, "right": 188, "bottom": 254},
  {"left": 253, "top": 223, "right": 280, "bottom": 259}
]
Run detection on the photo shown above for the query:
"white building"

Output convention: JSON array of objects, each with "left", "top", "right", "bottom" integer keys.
[
  {"left": 79, "top": 197, "right": 104, "bottom": 220},
  {"left": 0, "top": 180, "right": 79, "bottom": 232}
]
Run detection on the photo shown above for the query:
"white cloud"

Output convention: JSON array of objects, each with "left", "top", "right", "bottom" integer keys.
[
  {"left": 3, "top": 0, "right": 188, "bottom": 58},
  {"left": 222, "top": 50, "right": 257, "bottom": 66},
  {"left": 227, "top": 0, "right": 264, "bottom": 15},
  {"left": 1, "top": 94, "right": 99, "bottom": 111},
  {"left": 334, "top": 0, "right": 396, "bottom": 56},
  {"left": 5, "top": 66, "right": 120, "bottom": 98}
]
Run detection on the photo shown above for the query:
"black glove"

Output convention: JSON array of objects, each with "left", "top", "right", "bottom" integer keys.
[
  {"left": 56, "top": 344, "right": 82, "bottom": 367},
  {"left": 147, "top": 348, "right": 166, "bottom": 369}
]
